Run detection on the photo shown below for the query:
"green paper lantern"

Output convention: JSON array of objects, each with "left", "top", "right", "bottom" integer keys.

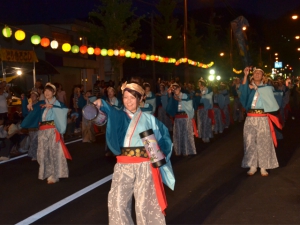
[
  {"left": 2, "top": 26, "right": 12, "bottom": 38},
  {"left": 146, "top": 55, "right": 150, "bottom": 61},
  {"left": 31, "top": 35, "right": 41, "bottom": 45},
  {"left": 136, "top": 53, "right": 141, "bottom": 59},
  {"left": 125, "top": 51, "right": 131, "bottom": 58},
  {"left": 101, "top": 49, "right": 108, "bottom": 56},
  {"left": 71, "top": 45, "right": 79, "bottom": 53}
]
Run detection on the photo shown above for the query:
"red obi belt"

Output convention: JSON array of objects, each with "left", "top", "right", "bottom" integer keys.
[
  {"left": 39, "top": 125, "right": 72, "bottom": 160},
  {"left": 116, "top": 156, "right": 167, "bottom": 215},
  {"left": 247, "top": 113, "right": 282, "bottom": 147}
]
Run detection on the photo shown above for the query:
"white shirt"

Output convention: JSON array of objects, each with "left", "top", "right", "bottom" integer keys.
[{"left": 0, "top": 92, "right": 9, "bottom": 113}]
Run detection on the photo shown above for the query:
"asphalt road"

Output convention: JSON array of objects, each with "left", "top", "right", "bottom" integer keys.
[{"left": 1, "top": 118, "right": 300, "bottom": 225}]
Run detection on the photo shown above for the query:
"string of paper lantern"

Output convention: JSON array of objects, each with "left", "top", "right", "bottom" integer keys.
[
  {"left": 233, "top": 68, "right": 242, "bottom": 74},
  {"left": 1, "top": 24, "right": 214, "bottom": 69}
]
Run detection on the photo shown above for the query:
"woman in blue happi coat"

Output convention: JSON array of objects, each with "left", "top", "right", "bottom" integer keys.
[{"left": 21, "top": 83, "right": 70, "bottom": 184}]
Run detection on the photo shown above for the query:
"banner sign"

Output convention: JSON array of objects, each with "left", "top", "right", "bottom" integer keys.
[
  {"left": 231, "top": 16, "right": 251, "bottom": 67},
  {"left": 0, "top": 48, "right": 38, "bottom": 62}
]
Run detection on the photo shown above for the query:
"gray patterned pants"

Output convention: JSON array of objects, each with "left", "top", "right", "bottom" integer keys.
[
  {"left": 197, "top": 109, "right": 213, "bottom": 140},
  {"left": 37, "top": 128, "right": 69, "bottom": 180},
  {"left": 108, "top": 161, "right": 165, "bottom": 225},
  {"left": 213, "top": 107, "right": 224, "bottom": 134},
  {"left": 173, "top": 117, "right": 197, "bottom": 155},
  {"left": 28, "top": 130, "right": 38, "bottom": 159},
  {"left": 242, "top": 116, "right": 279, "bottom": 169},
  {"left": 158, "top": 107, "right": 173, "bottom": 132}
]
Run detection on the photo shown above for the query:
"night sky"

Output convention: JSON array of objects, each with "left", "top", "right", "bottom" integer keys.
[{"left": 0, "top": 0, "right": 300, "bottom": 24}]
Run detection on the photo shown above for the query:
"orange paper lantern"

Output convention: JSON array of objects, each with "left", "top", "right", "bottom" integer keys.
[
  {"left": 80, "top": 45, "right": 87, "bottom": 54},
  {"left": 94, "top": 47, "right": 101, "bottom": 55},
  {"left": 40, "top": 37, "right": 50, "bottom": 47},
  {"left": 119, "top": 49, "right": 125, "bottom": 57}
]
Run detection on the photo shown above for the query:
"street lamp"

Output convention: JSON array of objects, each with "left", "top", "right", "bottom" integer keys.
[
  {"left": 208, "top": 75, "right": 215, "bottom": 81},
  {"left": 220, "top": 52, "right": 224, "bottom": 57},
  {"left": 209, "top": 69, "right": 215, "bottom": 75},
  {"left": 266, "top": 46, "right": 270, "bottom": 50},
  {"left": 216, "top": 75, "right": 221, "bottom": 81},
  {"left": 275, "top": 53, "right": 278, "bottom": 56},
  {"left": 16, "top": 70, "right": 22, "bottom": 75},
  {"left": 167, "top": 35, "right": 172, "bottom": 39},
  {"left": 295, "top": 36, "right": 300, "bottom": 39},
  {"left": 242, "top": 26, "right": 247, "bottom": 31},
  {"left": 292, "top": 15, "right": 298, "bottom": 20}
]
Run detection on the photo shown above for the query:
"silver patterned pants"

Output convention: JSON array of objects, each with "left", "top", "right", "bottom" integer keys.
[
  {"left": 37, "top": 128, "right": 69, "bottom": 180},
  {"left": 242, "top": 116, "right": 279, "bottom": 169},
  {"left": 28, "top": 130, "right": 38, "bottom": 159},
  {"left": 173, "top": 117, "right": 197, "bottom": 156},
  {"left": 197, "top": 109, "right": 213, "bottom": 140},
  {"left": 108, "top": 161, "right": 165, "bottom": 225}
]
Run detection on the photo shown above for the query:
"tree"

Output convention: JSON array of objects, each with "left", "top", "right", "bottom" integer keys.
[
  {"left": 84, "top": 0, "right": 142, "bottom": 80},
  {"left": 153, "top": 0, "right": 182, "bottom": 76}
]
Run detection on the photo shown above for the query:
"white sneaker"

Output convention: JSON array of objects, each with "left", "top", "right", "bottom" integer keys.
[
  {"left": 247, "top": 166, "right": 257, "bottom": 176},
  {"left": 47, "top": 175, "right": 59, "bottom": 184},
  {"left": 0, "top": 156, "right": 10, "bottom": 161},
  {"left": 260, "top": 168, "right": 269, "bottom": 177}
]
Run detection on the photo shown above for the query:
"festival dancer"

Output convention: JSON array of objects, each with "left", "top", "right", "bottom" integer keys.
[
  {"left": 166, "top": 83, "right": 197, "bottom": 155},
  {"left": 195, "top": 80, "right": 214, "bottom": 143},
  {"left": 212, "top": 86, "right": 225, "bottom": 134},
  {"left": 93, "top": 77, "right": 174, "bottom": 225},
  {"left": 21, "top": 91, "right": 40, "bottom": 160},
  {"left": 156, "top": 83, "right": 173, "bottom": 132},
  {"left": 240, "top": 67, "right": 282, "bottom": 176},
  {"left": 21, "top": 83, "right": 70, "bottom": 184},
  {"left": 219, "top": 82, "right": 231, "bottom": 128},
  {"left": 143, "top": 82, "right": 156, "bottom": 114}
]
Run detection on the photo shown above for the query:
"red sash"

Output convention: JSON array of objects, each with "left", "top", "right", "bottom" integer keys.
[
  {"left": 247, "top": 113, "right": 282, "bottom": 147},
  {"left": 39, "top": 125, "right": 72, "bottom": 160},
  {"left": 213, "top": 105, "right": 226, "bottom": 124},
  {"left": 228, "top": 105, "right": 234, "bottom": 124},
  {"left": 198, "top": 106, "right": 215, "bottom": 125},
  {"left": 284, "top": 103, "right": 291, "bottom": 119},
  {"left": 117, "top": 156, "right": 167, "bottom": 215}
]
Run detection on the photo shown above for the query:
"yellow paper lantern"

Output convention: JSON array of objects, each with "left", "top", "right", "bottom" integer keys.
[
  {"left": 131, "top": 52, "right": 136, "bottom": 58},
  {"left": 87, "top": 47, "right": 94, "bottom": 55},
  {"left": 50, "top": 40, "right": 59, "bottom": 49},
  {"left": 119, "top": 49, "right": 125, "bottom": 57},
  {"left": 2, "top": 26, "right": 12, "bottom": 38},
  {"left": 107, "top": 49, "right": 114, "bottom": 56},
  {"left": 136, "top": 53, "right": 141, "bottom": 59},
  {"left": 150, "top": 55, "right": 155, "bottom": 61},
  {"left": 15, "top": 30, "right": 26, "bottom": 41},
  {"left": 62, "top": 43, "right": 71, "bottom": 52}
]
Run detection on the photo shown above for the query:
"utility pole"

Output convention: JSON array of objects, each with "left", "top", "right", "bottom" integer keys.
[
  {"left": 183, "top": 0, "right": 189, "bottom": 82},
  {"left": 151, "top": 12, "right": 156, "bottom": 89}
]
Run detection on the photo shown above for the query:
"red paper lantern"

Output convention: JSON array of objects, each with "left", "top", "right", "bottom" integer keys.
[
  {"left": 94, "top": 47, "right": 101, "bottom": 55},
  {"left": 141, "top": 53, "right": 146, "bottom": 60},
  {"left": 40, "top": 37, "right": 50, "bottom": 47},
  {"left": 80, "top": 45, "right": 87, "bottom": 54}
]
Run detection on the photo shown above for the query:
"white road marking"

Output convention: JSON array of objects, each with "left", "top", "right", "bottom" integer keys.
[
  {"left": 0, "top": 132, "right": 104, "bottom": 165},
  {"left": 15, "top": 174, "right": 113, "bottom": 225}
]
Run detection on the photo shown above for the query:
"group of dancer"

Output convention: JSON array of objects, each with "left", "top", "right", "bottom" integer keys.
[{"left": 18, "top": 66, "right": 290, "bottom": 224}]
